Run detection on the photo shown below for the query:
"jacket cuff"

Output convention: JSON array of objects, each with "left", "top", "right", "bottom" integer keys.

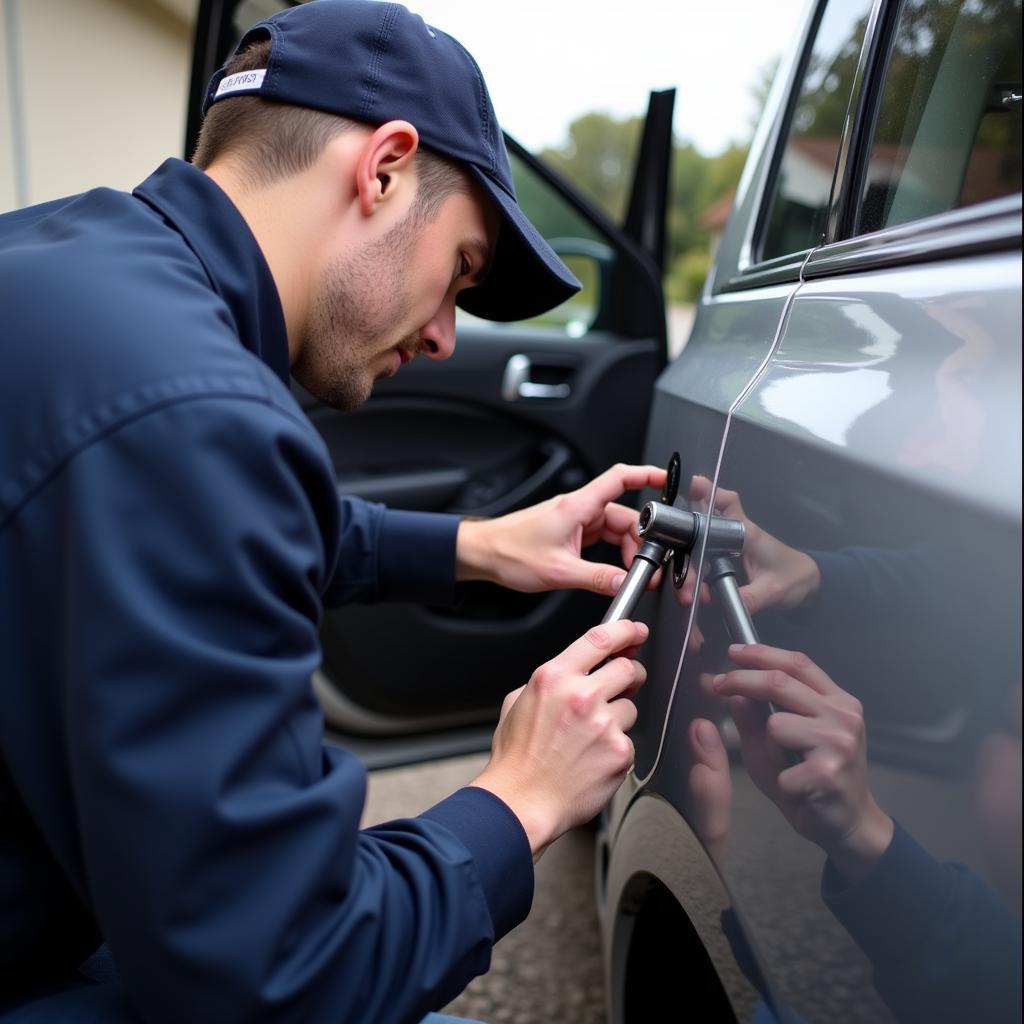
[
  {"left": 821, "top": 821, "right": 950, "bottom": 962},
  {"left": 376, "top": 509, "right": 460, "bottom": 604},
  {"left": 421, "top": 787, "right": 534, "bottom": 939}
]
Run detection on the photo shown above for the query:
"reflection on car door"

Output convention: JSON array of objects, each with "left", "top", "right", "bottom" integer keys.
[
  {"left": 628, "top": 0, "right": 878, "bottom": 789},
  {"left": 679, "top": 0, "right": 1022, "bottom": 1020}
]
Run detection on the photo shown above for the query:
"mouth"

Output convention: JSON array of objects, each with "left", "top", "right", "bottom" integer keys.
[{"left": 398, "top": 347, "right": 413, "bottom": 365}]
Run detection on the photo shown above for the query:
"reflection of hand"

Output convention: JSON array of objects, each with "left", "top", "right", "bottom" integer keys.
[
  {"left": 687, "top": 719, "right": 732, "bottom": 864},
  {"left": 472, "top": 619, "right": 648, "bottom": 859},
  {"left": 456, "top": 463, "right": 667, "bottom": 597},
  {"left": 688, "top": 477, "right": 821, "bottom": 614},
  {"left": 711, "top": 643, "right": 893, "bottom": 882}
]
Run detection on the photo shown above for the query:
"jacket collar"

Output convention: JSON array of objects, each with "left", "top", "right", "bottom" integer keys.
[{"left": 133, "top": 158, "right": 290, "bottom": 386}]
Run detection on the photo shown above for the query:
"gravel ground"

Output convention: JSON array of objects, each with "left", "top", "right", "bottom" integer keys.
[{"left": 362, "top": 753, "right": 607, "bottom": 1024}]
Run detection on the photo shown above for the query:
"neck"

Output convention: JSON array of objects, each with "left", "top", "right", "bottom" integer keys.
[{"left": 203, "top": 162, "right": 325, "bottom": 364}]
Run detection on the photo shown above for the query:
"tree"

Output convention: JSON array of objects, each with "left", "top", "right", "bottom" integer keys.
[{"left": 540, "top": 112, "right": 644, "bottom": 221}]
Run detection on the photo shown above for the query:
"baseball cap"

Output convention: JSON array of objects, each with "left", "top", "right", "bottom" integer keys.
[{"left": 203, "top": 0, "right": 581, "bottom": 322}]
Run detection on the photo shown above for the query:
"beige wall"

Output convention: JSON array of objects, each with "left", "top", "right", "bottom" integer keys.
[{"left": 1, "top": 0, "right": 194, "bottom": 213}]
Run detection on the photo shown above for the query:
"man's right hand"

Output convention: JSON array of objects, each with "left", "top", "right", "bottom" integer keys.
[{"left": 471, "top": 619, "right": 648, "bottom": 858}]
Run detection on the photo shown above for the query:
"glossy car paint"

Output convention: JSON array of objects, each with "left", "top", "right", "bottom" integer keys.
[
  {"left": 630, "top": 285, "right": 796, "bottom": 779},
  {"left": 598, "top": 0, "right": 1022, "bottom": 1018}
]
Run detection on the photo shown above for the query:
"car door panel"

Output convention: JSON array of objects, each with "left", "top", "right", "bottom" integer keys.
[
  {"left": 653, "top": 252, "right": 1022, "bottom": 1024},
  {"left": 629, "top": 287, "right": 799, "bottom": 781}
]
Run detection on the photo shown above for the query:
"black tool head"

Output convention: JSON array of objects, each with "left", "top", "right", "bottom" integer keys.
[{"left": 662, "top": 452, "right": 681, "bottom": 506}]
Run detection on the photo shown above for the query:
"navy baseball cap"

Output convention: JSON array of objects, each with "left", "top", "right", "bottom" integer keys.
[{"left": 203, "top": 0, "right": 581, "bottom": 322}]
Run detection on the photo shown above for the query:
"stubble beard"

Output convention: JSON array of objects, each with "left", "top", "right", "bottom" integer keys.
[{"left": 293, "top": 215, "right": 421, "bottom": 411}]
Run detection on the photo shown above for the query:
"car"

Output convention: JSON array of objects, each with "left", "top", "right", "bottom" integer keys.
[
  {"left": 594, "top": 0, "right": 1022, "bottom": 1020},
  {"left": 190, "top": 2, "right": 1021, "bottom": 1022}
]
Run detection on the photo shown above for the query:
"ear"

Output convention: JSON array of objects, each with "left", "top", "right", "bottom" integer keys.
[{"left": 355, "top": 120, "right": 420, "bottom": 217}]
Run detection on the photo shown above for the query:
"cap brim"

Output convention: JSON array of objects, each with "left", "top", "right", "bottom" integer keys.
[{"left": 457, "top": 167, "right": 581, "bottom": 322}]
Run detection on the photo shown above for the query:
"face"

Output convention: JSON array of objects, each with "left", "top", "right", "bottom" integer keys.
[{"left": 292, "top": 185, "right": 499, "bottom": 410}]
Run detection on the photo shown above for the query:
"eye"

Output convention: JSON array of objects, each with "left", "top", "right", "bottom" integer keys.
[{"left": 458, "top": 254, "right": 472, "bottom": 279}]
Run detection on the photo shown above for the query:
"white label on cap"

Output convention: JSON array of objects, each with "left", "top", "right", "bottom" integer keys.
[{"left": 215, "top": 69, "right": 267, "bottom": 98}]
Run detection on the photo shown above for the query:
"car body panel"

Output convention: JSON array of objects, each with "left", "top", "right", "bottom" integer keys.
[
  {"left": 634, "top": 246, "right": 1022, "bottom": 1023},
  {"left": 601, "top": 0, "right": 1022, "bottom": 1017},
  {"left": 630, "top": 284, "right": 799, "bottom": 780}
]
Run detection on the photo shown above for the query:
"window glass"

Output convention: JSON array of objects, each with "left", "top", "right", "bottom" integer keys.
[
  {"left": 858, "top": 0, "right": 1022, "bottom": 233},
  {"left": 456, "top": 150, "right": 610, "bottom": 336},
  {"left": 760, "top": 0, "right": 874, "bottom": 261}
]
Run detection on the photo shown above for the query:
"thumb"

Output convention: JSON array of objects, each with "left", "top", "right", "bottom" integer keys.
[
  {"left": 739, "top": 578, "right": 778, "bottom": 616},
  {"left": 563, "top": 559, "right": 627, "bottom": 597}
]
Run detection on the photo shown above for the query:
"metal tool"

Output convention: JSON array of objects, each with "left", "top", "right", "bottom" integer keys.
[
  {"left": 600, "top": 454, "right": 799, "bottom": 762},
  {"left": 600, "top": 453, "right": 681, "bottom": 625},
  {"left": 602, "top": 452, "right": 745, "bottom": 624}
]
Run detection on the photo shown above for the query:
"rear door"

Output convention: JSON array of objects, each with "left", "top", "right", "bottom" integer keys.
[{"left": 189, "top": 0, "right": 672, "bottom": 762}]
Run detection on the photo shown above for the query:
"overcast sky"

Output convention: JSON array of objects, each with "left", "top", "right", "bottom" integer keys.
[{"left": 406, "top": 0, "right": 810, "bottom": 155}]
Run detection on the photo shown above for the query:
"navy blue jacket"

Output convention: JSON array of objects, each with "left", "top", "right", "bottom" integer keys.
[
  {"left": 0, "top": 159, "right": 533, "bottom": 1023},
  {"left": 823, "top": 823, "right": 1021, "bottom": 1023}
]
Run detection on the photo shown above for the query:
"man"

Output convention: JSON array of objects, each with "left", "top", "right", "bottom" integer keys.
[{"left": 0, "top": 3, "right": 664, "bottom": 1022}]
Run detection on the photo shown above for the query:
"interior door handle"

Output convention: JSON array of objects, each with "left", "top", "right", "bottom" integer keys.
[{"left": 502, "top": 354, "right": 571, "bottom": 401}]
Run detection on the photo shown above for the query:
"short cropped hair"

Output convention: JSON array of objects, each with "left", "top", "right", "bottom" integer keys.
[{"left": 192, "top": 36, "right": 469, "bottom": 221}]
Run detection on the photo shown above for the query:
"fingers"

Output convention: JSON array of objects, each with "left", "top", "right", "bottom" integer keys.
[
  {"left": 551, "top": 620, "right": 649, "bottom": 675},
  {"left": 711, "top": 486, "right": 744, "bottom": 519},
  {"left": 598, "top": 502, "right": 642, "bottom": 540},
  {"left": 763, "top": 711, "right": 823, "bottom": 752},
  {"left": 687, "top": 475, "right": 745, "bottom": 520},
  {"left": 687, "top": 719, "right": 732, "bottom": 857},
  {"left": 577, "top": 464, "right": 667, "bottom": 513},
  {"left": 737, "top": 579, "right": 773, "bottom": 616},
  {"left": 712, "top": 667, "right": 821, "bottom": 716},
  {"left": 610, "top": 696, "right": 639, "bottom": 734},
  {"left": 591, "top": 654, "right": 647, "bottom": 701},
  {"left": 689, "top": 718, "right": 729, "bottom": 773},
  {"left": 726, "top": 694, "right": 793, "bottom": 784},
  {"left": 688, "top": 474, "right": 713, "bottom": 503},
  {"left": 724, "top": 644, "right": 842, "bottom": 697},
  {"left": 579, "top": 562, "right": 632, "bottom": 597}
]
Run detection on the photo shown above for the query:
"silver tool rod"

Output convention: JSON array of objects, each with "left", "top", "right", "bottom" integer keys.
[
  {"left": 706, "top": 556, "right": 758, "bottom": 645},
  {"left": 601, "top": 541, "right": 667, "bottom": 624},
  {"left": 706, "top": 555, "right": 800, "bottom": 764}
]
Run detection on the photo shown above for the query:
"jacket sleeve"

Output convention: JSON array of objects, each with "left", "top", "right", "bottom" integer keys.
[
  {"left": 323, "top": 497, "right": 462, "bottom": 607},
  {"left": 53, "top": 394, "right": 533, "bottom": 1024},
  {"left": 821, "top": 822, "right": 1021, "bottom": 1024}
]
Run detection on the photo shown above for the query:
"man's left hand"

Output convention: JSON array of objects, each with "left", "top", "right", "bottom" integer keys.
[{"left": 455, "top": 463, "right": 667, "bottom": 596}]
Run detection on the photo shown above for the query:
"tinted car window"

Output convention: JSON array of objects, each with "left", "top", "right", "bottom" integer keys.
[
  {"left": 857, "top": 0, "right": 1022, "bottom": 234},
  {"left": 760, "top": 0, "right": 875, "bottom": 261}
]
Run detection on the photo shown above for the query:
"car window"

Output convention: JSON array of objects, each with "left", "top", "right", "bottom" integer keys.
[
  {"left": 856, "top": 0, "right": 1022, "bottom": 234},
  {"left": 759, "top": 0, "right": 875, "bottom": 262},
  {"left": 456, "top": 150, "right": 611, "bottom": 337}
]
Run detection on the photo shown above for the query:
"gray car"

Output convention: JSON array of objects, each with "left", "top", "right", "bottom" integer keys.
[{"left": 596, "top": 0, "right": 1021, "bottom": 1021}]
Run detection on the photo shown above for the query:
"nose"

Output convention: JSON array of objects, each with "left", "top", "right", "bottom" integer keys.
[{"left": 417, "top": 293, "right": 457, "bottom": 361}]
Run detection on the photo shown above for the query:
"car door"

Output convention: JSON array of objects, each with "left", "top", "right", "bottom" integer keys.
[
  {"left": 625, "top": 0, "right": 883, "bottom": 794},
  {"left": 189, "top": 0, "right": 673, "bottom": 765},
  {"left": 618, "top": 0, "right": 1021, "bottom": 1020},
  {"left": 598, "top": 3, "right": 887, "bottom": 1017}
]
